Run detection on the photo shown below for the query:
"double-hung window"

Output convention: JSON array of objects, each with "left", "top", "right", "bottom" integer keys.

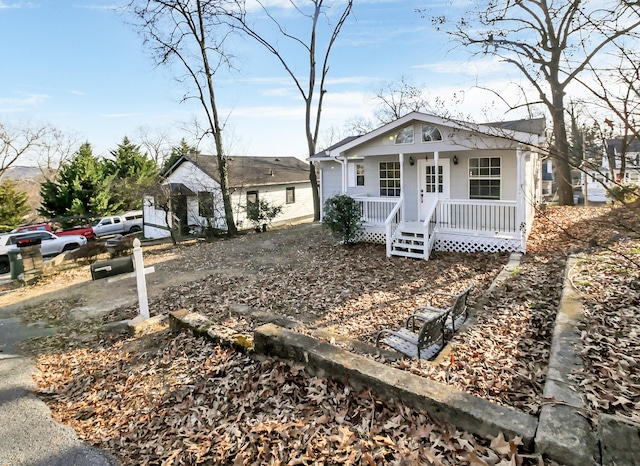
[
  {"left": 198, "top": 191, "right": 215, "bottom": 217},
  {"left": 469, "top": 157, "right": 501, "bottom": 200},
  {"left": 348, "top": 162, "right": 365, "bottom": 187},
  {"left": 379, "top": 161, "right": 401, "bottom": 197},
  {"left": 286, "top": 187, "right": 295, "bottom": 204}
]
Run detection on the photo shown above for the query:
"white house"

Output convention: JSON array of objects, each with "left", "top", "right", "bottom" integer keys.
[
  {"left": 582, "top": 137, "right": 640, "bottom": 203},
  {"left": 144, "top": 155, "right": 313, "bottom": 239},
  {"left": 309, "top": 112, "right": 545, "bottom": 259}
]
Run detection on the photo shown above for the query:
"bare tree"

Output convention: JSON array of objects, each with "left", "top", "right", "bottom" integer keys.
[
  {"left": 579, "top": 46, "right": 640, "bottom": 180},
  {"left": 373, "top": 76, "right": 432, "bottom": 125},
  {"left": 126, "top": 0, "right": 237, "bottom": 235},
  {"left": 227, "top": 0, "right": 354, "bottom": 221},
  {"left": 37, "top": 127, "right": 81, "bottom": 177},
  {"left": 136, "top": 126, "right": 174, "bottom": 167},
  {"left": 0, "top": 121, "right": 49, "bottom": 181},
  {"left": 342, "top": 76, "right": 433, "bottom": 137},
  {"left": 426, "top": 0, "right": 640, "bottom": 205}
]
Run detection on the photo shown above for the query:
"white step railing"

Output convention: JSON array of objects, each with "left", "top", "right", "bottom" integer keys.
[{"left": 383, "top": 196, "right": 403, "bottom": 257}]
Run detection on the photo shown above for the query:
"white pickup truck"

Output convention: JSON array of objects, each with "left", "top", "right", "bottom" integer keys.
[{"left": 92, "top": 211, "right": 143, "bottom": 238}]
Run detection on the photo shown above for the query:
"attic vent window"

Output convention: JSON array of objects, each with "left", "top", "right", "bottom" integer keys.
[
  {"left": 394, "top": 125, "right": 414, "bottom": 145},
  {"left": 422, "top": 124, "right": 443, "bottom": 142}
]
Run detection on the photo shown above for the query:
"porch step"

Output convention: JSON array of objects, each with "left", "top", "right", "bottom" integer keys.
[
  {"left": 390, "top": 249, "right": 425, "bottom": 260},
  {"left": 394, "top": 235, "right": 425, "bottom": 245}
]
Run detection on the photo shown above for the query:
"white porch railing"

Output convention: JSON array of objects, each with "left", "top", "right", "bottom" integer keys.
[
  {"left": 435, "top": 200, "right": 518, "bottom": 234},
  {"left": 354, "top": 196, "right": 399, "bottom": 224}
]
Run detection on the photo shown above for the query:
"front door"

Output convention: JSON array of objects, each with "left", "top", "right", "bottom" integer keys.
[{"left": 418, "top": 159, "right": 450, "bottom": 220}]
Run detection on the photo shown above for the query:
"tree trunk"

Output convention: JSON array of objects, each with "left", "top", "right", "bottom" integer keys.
[
  {"left": 550, "top": 81, "right": 574, "bottom": 206},
  {"left": 309, "top": 162, "right": 320, "bottom": 221}
]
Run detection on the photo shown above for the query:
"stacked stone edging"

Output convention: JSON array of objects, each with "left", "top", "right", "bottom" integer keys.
[
  {"left": 254, "top": 322, "right": 538, "bottom": 450},
  {"left": 534, "top": 256, "right": 600, "bottom": 465}
]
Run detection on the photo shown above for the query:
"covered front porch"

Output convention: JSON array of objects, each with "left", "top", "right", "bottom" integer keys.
[{"left": 353, "top": 196, "right": 525, "bottom": 259}]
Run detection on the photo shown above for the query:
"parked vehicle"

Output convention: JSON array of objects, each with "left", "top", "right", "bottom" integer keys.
[
  {"left": 0, "top": 231, "right": 87, "bottom": 274},
  {"left": 13, "top": 217, "right": 95, "bottom": 241},
  {"left": 92, "top": 211, "right": 143, "bottom": 238}
]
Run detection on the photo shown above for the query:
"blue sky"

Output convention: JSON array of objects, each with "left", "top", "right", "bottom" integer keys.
[{"left": 0, "top": 0, "right": 528, "bottom": 162}]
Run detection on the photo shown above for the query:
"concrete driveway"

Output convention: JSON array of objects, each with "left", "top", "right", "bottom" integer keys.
[{"left": 0, "top": 302, "right": 117, "bottom": 466}]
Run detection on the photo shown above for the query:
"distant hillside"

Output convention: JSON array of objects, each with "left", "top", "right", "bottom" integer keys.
[
  {"left": 4, "top": 165, "right": 51, "bottom": 181},
  {"left": 2, "top": 166, "right": 53, "bottom": 223}
]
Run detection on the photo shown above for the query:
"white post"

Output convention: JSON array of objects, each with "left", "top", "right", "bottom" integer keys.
[{"left": 132, "top": 238, "right": 150, "bottom": 319}]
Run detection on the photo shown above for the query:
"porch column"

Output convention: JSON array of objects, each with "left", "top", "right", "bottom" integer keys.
[
  {"left": 399, "top": 153, "right": 405, "bottom": 218},
  {"left": 434, "top": 151, "right": 440, "bottom": 206},
  {"left": 515, "top": 146, "right": 526, "bottom": 251}
]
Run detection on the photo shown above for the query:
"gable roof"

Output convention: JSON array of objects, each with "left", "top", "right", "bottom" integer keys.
[
  {"left": 311, "top": 112, "right": 546, "bottom": 159},
  {"left": 165, "top": 155, "right": 310, "bottom": 187}
]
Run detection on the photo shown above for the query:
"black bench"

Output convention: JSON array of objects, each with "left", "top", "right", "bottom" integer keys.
[
  {"left": 406, "top": 284, "right": 473, "bottom": 334},
  {"left": 376, "top": 310, "right": 449, "bottom": 360}
]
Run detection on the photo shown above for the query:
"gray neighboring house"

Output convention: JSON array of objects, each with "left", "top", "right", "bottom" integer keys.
[{"left": 143, "top": 155, "right": 313, "bottom": 238}]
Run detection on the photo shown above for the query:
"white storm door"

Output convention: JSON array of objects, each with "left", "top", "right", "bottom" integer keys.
[{"left": 419, "top": 159, "right": 450, "bottom": 221}]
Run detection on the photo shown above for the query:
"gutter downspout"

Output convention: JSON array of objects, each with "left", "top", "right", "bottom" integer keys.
[{"left": 399, "top": 153, "right": 405, "bottom": 219}]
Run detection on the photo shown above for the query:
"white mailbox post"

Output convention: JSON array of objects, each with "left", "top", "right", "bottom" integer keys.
[
  {"left": 132, "top": 238, "right": 150, "bottom": 320},
  {"left": 105, "top": 238, "right": 155, "bottom": 320}
]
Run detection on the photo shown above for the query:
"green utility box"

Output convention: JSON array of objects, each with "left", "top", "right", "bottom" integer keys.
[{"left": 8, "top": 250, "right": 24, "bottom": 280}]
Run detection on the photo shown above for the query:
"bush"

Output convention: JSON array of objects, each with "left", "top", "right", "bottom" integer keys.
[
  {"left": 70, "top": 242, "right": 107, "bottom": 264},
  {"left": 245, "top": 199, "right": 283, "bottom": 232},
  {"left": 322, "top": 194, "right": 363, "bottom": 245},
  {"left": 606, "top": 184, "right": 640, "bottom": 203}
]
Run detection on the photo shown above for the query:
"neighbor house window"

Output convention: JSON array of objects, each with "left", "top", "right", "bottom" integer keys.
[
  {"left": 469, "top": 157, "right": 501, "bottom": 200},
  {"left": 198, "top": 191, "right": 215, "bottom": 217},
  {"left": 379, "top": 161, "right": 401, "bottom": 197},
  {"left": 246, "top": 190, "right": 258, "bottom": 205},
  {"left": 286, "top": 187, "right": 295, "bottom": 204},
  {"left": 394, "top": 125, "right": 414, "bottom": 144},
  {"left": 422, "top": 124, "right": 442, "bottom": 142}
]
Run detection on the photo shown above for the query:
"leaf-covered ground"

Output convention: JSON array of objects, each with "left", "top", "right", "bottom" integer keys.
[
  {"left": 14, "top": 202, "right": 640, "bottom": 464},
  {"left": 36, "top": 331, "right": 545, "bottom": 466}
]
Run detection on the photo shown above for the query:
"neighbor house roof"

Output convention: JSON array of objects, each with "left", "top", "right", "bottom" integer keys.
[
  {"left": 166, "top": 155, "right": 310, "bottom": 187},
  {"left": 486, "top": 117, "right": 546, "bottom": 137}
]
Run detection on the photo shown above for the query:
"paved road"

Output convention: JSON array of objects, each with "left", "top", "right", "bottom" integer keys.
[{"left": 0, "top": 306, "right": 117, "bottom": 466}]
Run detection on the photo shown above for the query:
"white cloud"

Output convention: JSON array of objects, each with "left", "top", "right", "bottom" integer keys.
[
  {"left": 414, "top": 55, "right": 516, "bottom": 77},
  {"left": 99, "top": 113, "right": 145, "bottom": 118},
  {"left": 0, "top": 93, "right": 49, "bottom": 112}
]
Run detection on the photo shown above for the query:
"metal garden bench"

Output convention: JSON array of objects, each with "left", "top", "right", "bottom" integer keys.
[
  {"left": 376, "top": 310, "right": 449, "bottom": 360},
  {"left": 406, "top": 284, "right": 473, "bottom": 334}
]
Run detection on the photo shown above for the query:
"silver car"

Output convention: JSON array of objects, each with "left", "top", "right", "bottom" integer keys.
[{"left": 0, "top": 231, "right": 87, "bottom": 274}]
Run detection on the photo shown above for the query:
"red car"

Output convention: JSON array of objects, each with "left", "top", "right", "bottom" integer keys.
[{"left": 13, "top": 219, "right": 95, "bottom": 241}]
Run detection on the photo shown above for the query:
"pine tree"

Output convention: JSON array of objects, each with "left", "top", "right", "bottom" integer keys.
[
  {"left": 161, "top": 139, "right": 198, "bottom": 175},
  {"left": 39, "top": 142, "right": 106, "bottom": 218},
  {"left": 102, "top": 137, "right": 159, "bottom": 211},
  {"left": 0, "top": 179, "right": 29, "bottom": 232}
]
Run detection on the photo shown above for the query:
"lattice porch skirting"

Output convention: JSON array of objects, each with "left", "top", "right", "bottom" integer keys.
[
  {"left": 434, "top": 233, "right": 521, "bottom": 253},
  {"left": 358, "top": 226, "right": 522, "bottom": 254}
]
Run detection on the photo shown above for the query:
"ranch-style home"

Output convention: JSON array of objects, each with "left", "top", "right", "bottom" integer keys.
[
  {"left": 310, "top": 112, "right": 546, "bottom": 259},
  {"left": 143, "top": 155, "right": 313, "bottom": 239}
]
